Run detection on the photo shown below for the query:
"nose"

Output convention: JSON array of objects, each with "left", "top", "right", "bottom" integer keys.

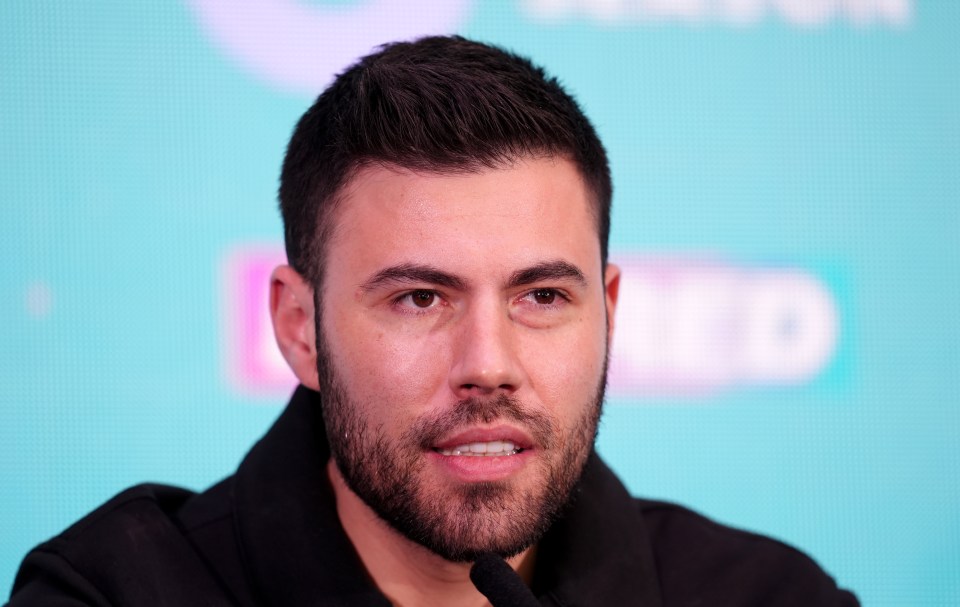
[{"left": 448, "top": 298, "right": 523, "bottom": 398}]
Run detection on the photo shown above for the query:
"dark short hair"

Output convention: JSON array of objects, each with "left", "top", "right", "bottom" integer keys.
[{"left": 279, "top": 35, "right": 612, "bottom": 289}]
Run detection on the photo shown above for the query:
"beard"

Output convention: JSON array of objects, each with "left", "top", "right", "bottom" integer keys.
[{"left": 315, "top": 315, "right": 608, "bottom": 563}]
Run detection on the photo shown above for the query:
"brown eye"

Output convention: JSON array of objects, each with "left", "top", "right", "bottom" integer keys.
[
  {"left": 411, "top": 290, "right": 436, "bottom": 308},
  {"left": 532, "top": 289, "right": 556, "bottom": 305}
]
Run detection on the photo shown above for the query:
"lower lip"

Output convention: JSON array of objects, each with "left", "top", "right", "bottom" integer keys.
[{"left": 426, "top": 449, "right": 533, "bottom": 482}]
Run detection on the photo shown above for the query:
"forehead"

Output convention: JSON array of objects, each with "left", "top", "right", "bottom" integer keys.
[
  {"left": 313, "top": 157, "right": 607, "bottom": 303},
  {"left": 328, "top": 157, "right": 599, "bottom": 263}
]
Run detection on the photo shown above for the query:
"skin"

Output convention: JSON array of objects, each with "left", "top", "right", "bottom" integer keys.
[{"left": 271, "top": 156, "right": 620, "bottom": 607}]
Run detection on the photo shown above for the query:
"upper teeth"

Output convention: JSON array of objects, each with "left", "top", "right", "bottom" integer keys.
[{"left": 438, "top": 441, "right": 519, "bottom": 456}]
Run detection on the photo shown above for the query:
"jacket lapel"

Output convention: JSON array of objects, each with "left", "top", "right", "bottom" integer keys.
[
  {"left": 532, "top": 452, "right": 664, "bottom": 606},
  {"left": 233, "top": 386, "right": 390, "bottom": 606}
]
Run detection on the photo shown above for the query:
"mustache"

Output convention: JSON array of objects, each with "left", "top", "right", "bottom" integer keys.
[{"left": 405, "top": 394, "right": 556, "bottom": 450}]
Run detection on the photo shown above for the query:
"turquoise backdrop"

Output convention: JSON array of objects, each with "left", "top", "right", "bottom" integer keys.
[{"left": 2, "top": 1, "right": 958, "bottom": 604}]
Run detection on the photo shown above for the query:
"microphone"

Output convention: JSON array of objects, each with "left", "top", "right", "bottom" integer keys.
[{"left": 469, "top": 552, "right": 540, "bottom": 607}]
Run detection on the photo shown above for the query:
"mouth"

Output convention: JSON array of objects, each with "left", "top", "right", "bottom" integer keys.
[
  {"left": 430, "top": 426, "right": 534, "bottom": 458},
  {"left": 434, "top": 440, "right": 524, "bottom": 457},
  {"left": 427, "top": 427, "right": 535, "bottom": 482}
]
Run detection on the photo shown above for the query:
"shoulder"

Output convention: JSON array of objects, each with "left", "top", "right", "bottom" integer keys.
[
  {"left": 46, "top": 482, "right": 197, "bottom": 545},
  {"left": 9, "top": 481, "right": 241, "bottom": 606},
  {"left": 635, "top": 499, "right": 859, "bottom": 606}
]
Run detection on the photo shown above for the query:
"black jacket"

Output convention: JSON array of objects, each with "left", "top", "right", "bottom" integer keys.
[{"left": 9, "top": 386, "right": 858, "bottom": 606}]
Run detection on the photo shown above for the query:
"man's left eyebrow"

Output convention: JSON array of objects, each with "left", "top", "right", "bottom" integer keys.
[{"left": 507, "top": 260, "right": 588, "bottom": 289}]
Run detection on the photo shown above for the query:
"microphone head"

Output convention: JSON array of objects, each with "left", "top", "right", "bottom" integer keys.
[{"left": 470, "top": 552, "right": 540, "bottom": 607}]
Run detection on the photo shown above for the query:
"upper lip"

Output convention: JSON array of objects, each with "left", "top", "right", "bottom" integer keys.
[{"left": 431, "top": 425, "right": 536, "bottom": 450}]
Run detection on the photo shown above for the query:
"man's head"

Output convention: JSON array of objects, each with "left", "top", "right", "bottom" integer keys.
[
  {"left": 278, "top": 35, "right": 612, "bottom": 291},
  {"left": 270, "top": 36, "right": 619, "bottom": 563}
]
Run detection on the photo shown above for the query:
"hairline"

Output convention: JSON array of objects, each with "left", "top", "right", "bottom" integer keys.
[{"left": 304, "top": 151, "right": 607, "bottom": 300}]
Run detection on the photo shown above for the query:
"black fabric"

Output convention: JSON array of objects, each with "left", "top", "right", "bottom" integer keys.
[
  {"left": 470, "top": 554, "right": 541, "bottom": 607},
  {"left": 8, "top": 386, "right": 858, "bottom": 606}
]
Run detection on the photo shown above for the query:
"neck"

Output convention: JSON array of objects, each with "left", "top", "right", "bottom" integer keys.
[{"left": 327, "top": 459, "right": 537, "bottom": 607}]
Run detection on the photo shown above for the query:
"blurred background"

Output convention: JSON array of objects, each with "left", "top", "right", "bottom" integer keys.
[{"left": 1, "top": 1, "right": 958, "bottom": 603}]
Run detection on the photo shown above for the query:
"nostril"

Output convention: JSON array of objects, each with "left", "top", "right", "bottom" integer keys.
[{"left": 458, "top": 383, "right": 506, "bottom": 397}]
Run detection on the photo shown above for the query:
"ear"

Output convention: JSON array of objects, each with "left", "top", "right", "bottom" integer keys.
[
  {"left": 269, "top": 265, "right": 320, "bottom": 390},
  {"left": 603, "top": 262, "right": 621, "bottom": 345}
]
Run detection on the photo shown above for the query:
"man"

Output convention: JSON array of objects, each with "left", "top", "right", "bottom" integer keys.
[{"left": 9, "top": 36, "right": 857, "bottom": 606}]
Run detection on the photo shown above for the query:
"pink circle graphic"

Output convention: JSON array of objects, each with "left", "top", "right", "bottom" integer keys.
[{"left": 187, "top": 0, "right": 475, "bottom": 94}]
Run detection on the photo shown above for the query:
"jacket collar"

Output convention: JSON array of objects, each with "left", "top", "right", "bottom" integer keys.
[{"left": 233, "top": 385, "right": 662, "bottom": 606}]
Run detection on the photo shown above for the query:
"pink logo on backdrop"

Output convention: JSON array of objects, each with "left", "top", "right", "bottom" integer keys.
[
  {"left": 221, "top": 247, "right": 839, "bottom": 399},
  {"left": 607, "top": 256, "right": 839, "bottom": 397},
  {"left": 221, "top": 246, "right": 296, "bottom": 396},
  {"left": 186, "top": 0, "right": 474, "bottom": 94}
]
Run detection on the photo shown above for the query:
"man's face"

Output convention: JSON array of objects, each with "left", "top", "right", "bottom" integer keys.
[{"left": 317, "top": 156, "right": 618, "bottom": 561}]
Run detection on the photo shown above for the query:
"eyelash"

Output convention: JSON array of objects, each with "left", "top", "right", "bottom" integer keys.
[
  {"left": 391, "top": 288, "right": 571, "bottom": 315},
  {"left": 518, "top": 288, "right": 570, "bottom": 309},
  {"left": 392, "top": 290, "right": 443, "bottom": 313}
]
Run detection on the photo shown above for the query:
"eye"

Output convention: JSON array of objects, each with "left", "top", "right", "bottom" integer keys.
[
  {"left": 410, "top": 290, "right": 436, "bottom": 308},
  {"left": 532, "top": 288, "right": 557, "bottom": 305},
  {"left": 396, "top": 289, "right": 440, "bottom": 310},
  {"left": 520, "top": 288, "right": 567, "bottom": 307}
]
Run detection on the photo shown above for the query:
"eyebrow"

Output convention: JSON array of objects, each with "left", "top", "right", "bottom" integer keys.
[
  {"left": 360, "top": 264, "right": 468, "bottom": 292},
  {"left": 507, "top": 260, "right": 587, "bottom": 289},
  {"left": 359, "top": 259, "right": 587, "bottom": 293}
]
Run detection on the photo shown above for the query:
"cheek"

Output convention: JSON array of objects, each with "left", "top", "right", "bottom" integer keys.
[
  {"left": 327, "top": 314, "right": 451, "bottom": 414},
  {"left": 519, "top": 317, "right": 608, "bottom": 412}
]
